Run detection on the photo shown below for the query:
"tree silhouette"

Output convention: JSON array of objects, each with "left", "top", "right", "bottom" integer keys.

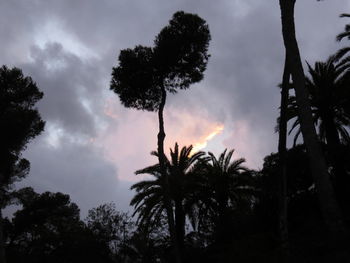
[
  {"left": 287, "top": 58, "right": 350, "bottom": 144},
  {"left": 194, "top": 149, "right": 253, "bottom": 244},
  {"left": 5, "top": 188, "right": 112, "bottom": 263},
  {"left": 335, "top": 13, "right": 350, "bottom": 66},
  {"left": 168, "top": 144, "right": 205, "bottom": 256},
  {"left": 278, "top": 0, "right": 346, "bottom": 244},
  {"left": 111, "top": 11, "right": 210, "bottom": 262},
  {"left": 0, "top": 66, "right": 45, "bottom": 263},
  {"left": 130, "top": 143, "right": 204, "bottom": 261},
  {"left": 0, "top": 66, "right": 44, "bottom": 188},
  {"left": 286, "top": 57, "right": 350, "bottom": 214},
  {"left": 86, "top": 202, "right": 134, "bottom": 258},
  {"left": 334, "top": 13, "right": 350, "bottom": 133},
  {"left": 121, "top": 220, "right": 168, "bottom": 263},
  {"left": 277, "top": 53, "right": 291, "bottom": 260}
]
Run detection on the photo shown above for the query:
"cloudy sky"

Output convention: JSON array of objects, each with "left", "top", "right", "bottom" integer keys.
[{"left": 1, "top": 0, "right": 349, "bottom": 217}]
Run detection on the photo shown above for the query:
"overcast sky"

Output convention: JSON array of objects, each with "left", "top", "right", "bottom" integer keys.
[{"left": 1, "top": 0, "right": 349, "bottom": 217}]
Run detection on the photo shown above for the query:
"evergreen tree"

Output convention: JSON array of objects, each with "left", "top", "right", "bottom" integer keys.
[{"left": 0, "top": 66, "right": 45, "bottom": 263}]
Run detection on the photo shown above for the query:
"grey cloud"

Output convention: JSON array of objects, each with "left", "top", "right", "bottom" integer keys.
[
  {"left": 21, "top": 42, "right": 105, "bottom": 137},
  {"left": 2, "top": 0, "right": 349, "bottom": 214},
  {"left": 166, "top": 1, "right": 349, "bottom": 165},
  {"left": 163, "top": 2, "right": 284, "bottom": 162},
  {"left": 20, "top": 137, "right": 132, "bottom": 217}
]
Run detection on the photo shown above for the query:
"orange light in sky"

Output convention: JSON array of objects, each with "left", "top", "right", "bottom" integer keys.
[{"left": 192, "top": 124, "right": 224, "bottom": 153}]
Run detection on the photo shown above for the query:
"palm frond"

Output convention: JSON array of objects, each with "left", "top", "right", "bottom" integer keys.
[
  {"left": 333, "top": 47, "right": 350, "bottom": 61},
  {"left": 135, "top": 163, "right": 160, "bottom": 176},
  {"left": 223, "top": 150, "right": 234, "bottom": 172}
]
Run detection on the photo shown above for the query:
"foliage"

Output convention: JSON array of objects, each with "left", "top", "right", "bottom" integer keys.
[
  {"left": 5, "top": 189, "right": 111, "bottom": 263},
  {"left": 0, "top": 66, "right": 44, "bottom": 156},
  {"left": 110, "top": 11, "right": 211, "bottom": 111},
  {"left": 153, "top": 11, "right": 211, "bottom": 91},
  {"left": 130, "top": 143, "right": 204, "bottom": 227},
  {"left": 258, "top": 145, "right": 316, "bottom": 228},
  {"left": 110, "top": 46, "right": 158, "bottom": 111},
  {"left": 190, "top": 149, "right": 254, "bottom": 243},
  {"left": 86, "top": 202, "right": 134, "bottom": 254},
  {"left": 0, "top": 66, "right": 45, "bottom": 203},
  {"left": 130, "top": 146, "right": 256, "bottom": 249},
  {"left": 335, "top": 13, "right": 350, "bottom": 66},
  {"left": 120, "top": 217, "right": 169, "bottom": 263},
  {"left": 286, "top": 57, "right": 350, "bottom": 145}
]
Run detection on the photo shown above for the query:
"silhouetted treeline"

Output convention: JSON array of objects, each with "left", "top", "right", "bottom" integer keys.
[{"left": 2, "top": 141, "right": 350, "bottom": 262}]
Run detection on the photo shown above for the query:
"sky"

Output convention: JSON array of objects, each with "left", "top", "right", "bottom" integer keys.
[{"left": 1, "top": 0, "right": 349, "bottom": 217}]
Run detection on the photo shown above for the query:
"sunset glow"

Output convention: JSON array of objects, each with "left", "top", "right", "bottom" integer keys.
[{"left": 192, "top": 124, "right": 224, "bottom": 153}]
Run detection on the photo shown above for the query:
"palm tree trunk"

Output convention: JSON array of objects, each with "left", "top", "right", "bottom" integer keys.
[
  {"left": 279, "top": 0, "right": 345, "bottom": 240},
  {"left": 157, "top": 85, "right": 181, "bottom": 263},
  {"left": 278, "top": 53, "right": 290, "bottom": 262}
]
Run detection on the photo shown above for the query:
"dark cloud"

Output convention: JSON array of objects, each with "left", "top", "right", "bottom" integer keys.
[
  {"left": 21, "top": 42, "right": 105, "bottom": 137},
  {"left": 1, "top": 0, "right": 349, "bottom": 215},
  {"left": 20, "top": 136, "right": 133, "bottom": 217}
]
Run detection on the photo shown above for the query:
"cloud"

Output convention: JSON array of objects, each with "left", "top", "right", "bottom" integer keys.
[
  {"left": 20, "top": 134, "right": 126, "bottom": 217},
  {"left": 21, "top": 42, "right": 105, "bottom": 137},
  {"left": 93, "top": 98, "right": 226, "bottom": 182},
  {"left": 223, "top": 120, "right": 277, "bottom": 170},
  {"left": 1, "top": 0, "right": 349, "bottom": 216}
]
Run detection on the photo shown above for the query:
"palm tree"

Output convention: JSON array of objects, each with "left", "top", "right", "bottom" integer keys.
[
  {"left": 278, "top": 0, "right": 345, "bottom": 239},
  {"left": 286, "top": 58, "right": 350, "bottom": 205},
  {"left": 335, "top": 14, "right": 350, "bottom": 66},
  {"left": 130, "top": 143, "right": 205, "bottom": 260},
  {"left": 335, "top": 13, "right": 350, "bottom": 124},
  {"left": 287, "top": 57, "right": 350, "bottom": 145},
  {"left": 167, "top": 144, "right": 205, "bottom": 252},
  {"left": 193, "top": 149, "right": 253, "bottom": 243}
]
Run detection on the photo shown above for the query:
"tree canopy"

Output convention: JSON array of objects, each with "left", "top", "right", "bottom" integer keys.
[
  {"left": 110, "top": 11, "right": 211, "bottom": 112},
  {"left": 0, "top": 66, "right": 45, "bottom": 187}
]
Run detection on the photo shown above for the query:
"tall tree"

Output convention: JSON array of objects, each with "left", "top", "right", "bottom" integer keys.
[
  {"left": 277, "top": 54, "right": 290, "bottom": 261},
  {"left": 278, "top": 0, "right": 345, "bottom": 242},
  {"left": 110, "top": 11, "right": 210, "bottom": 262},
  {"left": 130, "top": 143, "right": 204, "bottom": 260},
  {"left": 0, "top": 66, "right": 45, "bottom": 263}
]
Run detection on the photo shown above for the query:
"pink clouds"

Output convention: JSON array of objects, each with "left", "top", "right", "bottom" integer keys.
[
  {"left": 164, "top": 106, "right": 224, "bottom": 153},
  {"left": 92, "top": 97, "right": 274, "bottom": 184},
  {"left": 96, "top": 98, "right": 225, "bottom": 181}
]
